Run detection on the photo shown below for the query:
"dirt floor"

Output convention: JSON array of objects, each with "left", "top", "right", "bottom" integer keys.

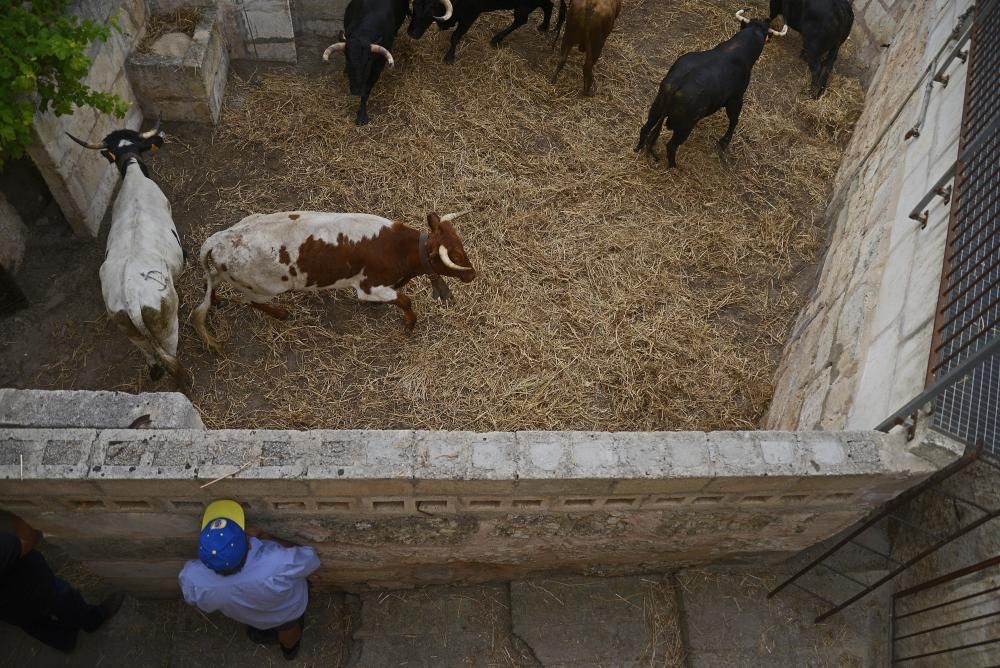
[{"left": 0, "top": 0, "right": 865, "bottom": 430}]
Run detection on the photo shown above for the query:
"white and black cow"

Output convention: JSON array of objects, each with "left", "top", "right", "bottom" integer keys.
[
  {"left": 67, "top": 122, "right": 188, "bottom": 389},
  {"left": 192, "top": 210, "right": 477, "bottom": 351}
]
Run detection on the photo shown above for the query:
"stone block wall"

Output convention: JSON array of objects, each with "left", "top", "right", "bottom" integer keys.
[
  {"left": 27, "top": 0, "right": 147, "bottom": 239},
  {"left": 0, "top": 426, "right": 959, "bottom": 595},
  {"left": 146, "top": 0, "right": 297, "bottom": 63},
  {"left": 767, "top": 0, "right": 973, "bottom": 431},
  {"left": 294, "top": 0, "right": 350, "bottom": 38},
  {"left": 127, "top": 8, "right": 230, "bottom": 123}
]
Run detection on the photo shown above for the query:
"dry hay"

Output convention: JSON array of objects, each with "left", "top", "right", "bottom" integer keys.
[
  {"left": 137, "top": 8, "right": 201, "bottom": 53},
  {"left": 138, "top": 0, "right": 863, "bottom": 430}
]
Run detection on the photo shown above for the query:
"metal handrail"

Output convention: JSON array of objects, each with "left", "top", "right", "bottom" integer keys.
[{"left": 874, "top": 336, "right": 1000, "bottom": 434}]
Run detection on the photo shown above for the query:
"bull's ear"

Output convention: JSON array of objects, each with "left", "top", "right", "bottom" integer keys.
[{"left": 427, "top": 212, "right": 442, "bottom": 232}]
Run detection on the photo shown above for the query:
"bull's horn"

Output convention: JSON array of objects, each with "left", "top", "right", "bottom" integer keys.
[
  {"left": 140, "top": 116, "right": 161, "bottom": 139},
  {"left": 435, "top": 0, "right": 453, "bottom": 21},
  {"left": 438, "top": 245, "right": 472, "bottom": 271},
  {"left": 65, "top": 132, "right": 105, "bottom": 150},
  {"left": 768, "top": 24, "right": 788, "bottom": 36},
  {"left": 439, "top": 210, "right": 470, "bottom": 222},
  {"left": 735, "top": 9, "right": 751, "bottom": 23},
  {"left": 371, "top": 44, "right": 395, "bottom": 67},
  {"left": 323, "top": 42, "right": 346, "bottom": 61}
]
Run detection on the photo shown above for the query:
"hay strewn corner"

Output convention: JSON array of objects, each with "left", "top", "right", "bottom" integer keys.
[{"left": 129, "top": 0, "right": 863, "bottom": 430}]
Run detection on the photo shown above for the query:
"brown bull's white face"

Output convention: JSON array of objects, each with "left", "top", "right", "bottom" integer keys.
[{"left": 428, "top": 213, "right": 476, "bottom": 282}]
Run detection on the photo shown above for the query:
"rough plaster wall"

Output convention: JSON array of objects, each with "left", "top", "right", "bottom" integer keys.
[
  {"left": 27, "top": 0, "right": 146, "bottom": 239},
  {"left": 768, "top": 0, "right": 972, "bottom": 432},
  {"left": 0, "top": 426, "right": 957, "bottom": 595}
]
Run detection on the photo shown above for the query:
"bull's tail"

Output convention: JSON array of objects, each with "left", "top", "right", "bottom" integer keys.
[
  {"left": 192, "top": 246, "right": 222, "bottom": 353},
  {"left": 635, "top": 84, "right": 674, "bottom": 153},
  {"left": 124, "top": 299, "right": 189, "bottom": 393},
  {"left": 551, "top": 0, "right": 566, "bottom": 49}
]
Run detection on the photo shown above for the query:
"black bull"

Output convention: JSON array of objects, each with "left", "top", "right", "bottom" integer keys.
[
  {"left": 634, "top": 16, "right": 781, "bottom": 168},
  {"left": 324, "top": 0, "right": 408, "bottom": 125},
  {"left": 408, "top": 0, "right": 554, "bottom": 64},
  {"left": 770, "top": 0, "right": 854, "bottom": 98}
]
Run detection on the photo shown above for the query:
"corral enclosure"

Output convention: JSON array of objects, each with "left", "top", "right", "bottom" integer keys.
[{"left": 1, "top": 0, "right": 864, "bottom": 431}]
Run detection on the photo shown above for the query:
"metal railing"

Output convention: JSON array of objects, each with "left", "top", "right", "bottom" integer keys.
[{"left": 891, "top": 556, "right": 1000, "bottom": 665}]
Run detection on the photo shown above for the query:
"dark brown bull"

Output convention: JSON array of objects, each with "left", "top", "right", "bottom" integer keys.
[{"left": 551, "top": 0, "right": 622, "bottom": 95}]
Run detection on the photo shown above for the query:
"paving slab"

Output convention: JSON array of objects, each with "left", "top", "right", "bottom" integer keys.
[
  {"left": 0, "top": 558, "right": 352, "bottom": 668},
  {"left": 676, "top": 567, "right": 888, "bottom": 668},
  {"left": 510, "top": 575, "right": 684, "bottom": 668},
  {"left": 351, "top": 584, "right": 539, "bottom": 667}
]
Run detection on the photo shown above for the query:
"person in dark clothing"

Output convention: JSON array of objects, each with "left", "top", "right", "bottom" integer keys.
[{"left": 0, "top": 511, "right": 125, "bottom": 653}]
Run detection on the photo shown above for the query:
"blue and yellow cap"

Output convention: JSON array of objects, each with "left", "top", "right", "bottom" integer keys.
[{"left": 198, "top": 499, "right": 247, "bottom": 573}]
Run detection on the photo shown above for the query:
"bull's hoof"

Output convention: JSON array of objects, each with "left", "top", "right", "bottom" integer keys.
[
  {"left": 355, "top": 115, "right": 369, "bottom": 126},
  {"left": 489, "top": 36, "right": 503, "bottom": 48},
  {"left": 149, "top": 364, "right": 165, "bottom": 381},
  {"left": 444, "top": 51, "right": 456, "bottom": 64}
]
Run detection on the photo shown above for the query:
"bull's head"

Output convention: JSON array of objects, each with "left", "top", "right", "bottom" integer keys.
[
  {"left": 427, "top": 210, "right": 476, "bottom": 282},
  {"left": 323, "top": 33, "right": 394, "bottom": 98},
  {"left": 65, "top": 120, "right": 164, "bottom": 176},
  {"left": 735, "top": 9, "right": 787, "bottom": 41},
  {"left": 408, "top": 0, "right": 453, "bottom": 39}
]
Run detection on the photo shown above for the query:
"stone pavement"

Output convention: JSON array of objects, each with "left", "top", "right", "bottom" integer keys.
[{"left": 0, "top": 566, "right": 887, "bottom": 667}]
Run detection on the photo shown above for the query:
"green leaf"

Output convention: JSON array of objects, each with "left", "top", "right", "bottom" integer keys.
[{"left": 0, "top": 0, "right": 127, "bottom": 161}]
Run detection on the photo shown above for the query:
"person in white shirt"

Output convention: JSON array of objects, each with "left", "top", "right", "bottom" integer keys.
[{"left": 178, "top": 499, "right": 321, "bottom": 660}]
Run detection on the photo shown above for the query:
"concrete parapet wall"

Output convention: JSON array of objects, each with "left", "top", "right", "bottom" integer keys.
[
  {"left": 0, "top": 427, "right": 952, "bottom": 594},
  {"left": 0, "top": 389, "right": 204, "bottom": 430}
]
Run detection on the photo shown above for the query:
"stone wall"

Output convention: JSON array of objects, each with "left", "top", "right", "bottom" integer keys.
[
  {"left": 0, "top": 425, "right": 959, "bottom": 595},
  {"left": 127, "top": 7, "right": 230, "bottom": 123},
  {"left": 767, "top": 0, "right": 973, "bottom": 431},
  {"left": 27, "top": 0, "right": 147, "bottom": 239},
  {"left": 294, "top": 0, "right": 350, "bottom": 38},
  {"left": 146, "top": 0, "right": 297, "bottom": 63}
]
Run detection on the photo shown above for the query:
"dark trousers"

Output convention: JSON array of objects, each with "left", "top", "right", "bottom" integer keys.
[{"left": 17, "top": 577, "right": 105, "bottom": 653}]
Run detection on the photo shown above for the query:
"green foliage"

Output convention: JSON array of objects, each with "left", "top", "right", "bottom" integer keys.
[{"left": 0, "top": 0, "right": 128, "bottom": 164}]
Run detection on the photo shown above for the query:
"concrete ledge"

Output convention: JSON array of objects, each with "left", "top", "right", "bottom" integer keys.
[
  {"left": 0, "top": 389, "right": 204, "bottom": 429},
  {"left": 0, "top": 426, "right": 948, "bottom": 593}
]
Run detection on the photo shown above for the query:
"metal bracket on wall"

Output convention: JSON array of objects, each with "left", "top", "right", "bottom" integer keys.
[
  {"left": 905, "top": 6, "right": 975, "bottom": 140},
  {"left": 909, "top": 164, "right": 956, "bottom": 228}
]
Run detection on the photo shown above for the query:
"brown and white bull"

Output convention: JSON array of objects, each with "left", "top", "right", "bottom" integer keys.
[
  {"left": 192, "top": 210, "right": 477, "bottom": 351},
  {"left": 66, "top": 122, "right": 189, "bottom": 390},
  {"left": 551, "top": 0, "right": 622, "bottom": 96}
]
